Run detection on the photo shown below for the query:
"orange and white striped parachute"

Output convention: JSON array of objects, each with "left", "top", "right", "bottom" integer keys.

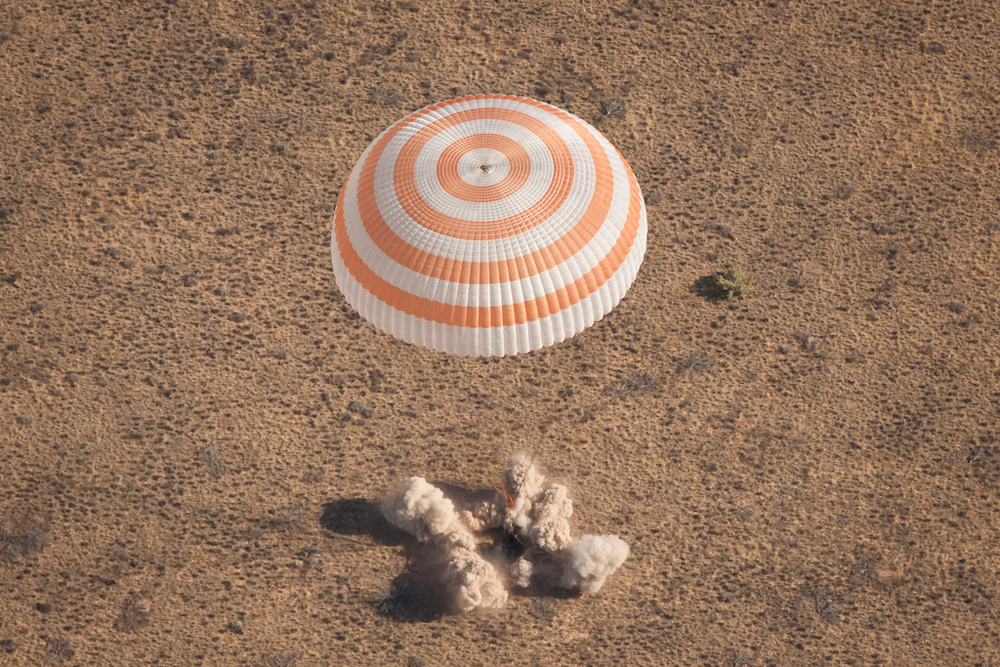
[{"left": 332, "top": 95, "right": 647, "bottom": 356}]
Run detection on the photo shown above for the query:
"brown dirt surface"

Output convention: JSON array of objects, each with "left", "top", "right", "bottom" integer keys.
[{"left": 2, "top": 0, "right": 999, "bottom": 665}]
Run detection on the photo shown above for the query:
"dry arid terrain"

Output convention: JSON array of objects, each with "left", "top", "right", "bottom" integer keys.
[{"left": 2, "top": 0, "right": 999, "bottom": 665}]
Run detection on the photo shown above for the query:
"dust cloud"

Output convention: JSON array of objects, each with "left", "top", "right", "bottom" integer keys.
[{"left": 381, "top": 453, "right": 629, "bottom": 613}]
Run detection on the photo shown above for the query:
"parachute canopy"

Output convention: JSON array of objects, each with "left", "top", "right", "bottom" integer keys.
[{"left": 332, "top": 95, "right": 647, "bottom": 356}]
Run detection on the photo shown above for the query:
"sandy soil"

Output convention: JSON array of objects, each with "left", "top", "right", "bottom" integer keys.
[{"left": 2, "top": 0, "right": 999, "bottom": 665}]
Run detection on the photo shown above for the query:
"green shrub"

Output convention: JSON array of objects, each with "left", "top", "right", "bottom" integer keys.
[{"left": 714, "top": 267, "right": 751, "bottom": 300}]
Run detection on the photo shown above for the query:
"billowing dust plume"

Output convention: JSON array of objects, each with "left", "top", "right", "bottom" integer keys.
[
  {"left": 381, "top": 477, "right": 508, "bottom": 613},
  {"left": 380, "top": 453, "right": 629, "bottom": 613}
]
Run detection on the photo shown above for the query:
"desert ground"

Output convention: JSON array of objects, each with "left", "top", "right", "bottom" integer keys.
[{"left": 2, "top": 0, "right": 999, "bottom": 665}]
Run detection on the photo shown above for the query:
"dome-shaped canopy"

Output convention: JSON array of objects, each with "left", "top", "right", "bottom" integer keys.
[{"left": 332, "top": 94, "right": 647, "bottom": 356}]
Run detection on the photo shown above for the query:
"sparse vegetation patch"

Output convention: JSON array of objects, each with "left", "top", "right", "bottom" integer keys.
[
  {"left": 713, "top": 266, "right": 751, "bottom": 300},
  {"left": 607, "top": 370, "right": 662, "bottom": 398},
  {"left": 116, "top": 596, "right": 152, "bottom": 632},
  {"left": 374, "top": 579, "right": 411, "bottom": 616},
  {"left": 1, "top": 513, "right": 48, "bottom": 561},
  {"left": 678, "top": 353, "right": 713, "bottom": 380}
]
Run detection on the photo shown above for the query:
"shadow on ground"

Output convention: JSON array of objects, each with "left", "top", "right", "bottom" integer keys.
[
  {"left": 692, "top": 274, "right": 723, "bottom": 300},
  {"left": 320, "top": 496, "right": 451, "bottom": 621},
  {"left": 320, "top": 498, "right": 401, "bottom": 544}
]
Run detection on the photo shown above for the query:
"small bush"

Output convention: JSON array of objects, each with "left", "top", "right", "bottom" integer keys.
[
  {"left": 116, "top": 596, "right": 152, "bottom": 632},
  {"left": 1, "top": 513, "right": 48, "bottom": 561},
  {"left": 600, "top": 99, "right": 626, "bottom": 118},
  {"left": 375, "top": 579, "right": 410, "bottom": 616},
  {"left": 44, "top": 638, "right": 74, "bottom": 663},
  {"left": 371, "top": 86, "right": 400, "bottom": 106},
  {"left": 713, "top": 267, "right": 751, "bottom": 300},
  {"left": 268, "top": 651, "right": 299, "bottom": 667},
  {"left": 607, "top": 370, "right": 661, "bottom": 398},
  {"left": 678, "top": 353, "right": 713, "bottom": 380}
]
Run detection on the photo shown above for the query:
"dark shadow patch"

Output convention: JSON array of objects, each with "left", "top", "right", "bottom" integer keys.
[
  {"left": 319, "top": 495, "right": 459, "bottom": 621},
  {"left": 498, "top": 529, "right": 525, "bottom": 560},
  {"left": 693, "top": 274, "right": 724, "bottom": 300},
  {"left": 374, "top": 547, "right": 453, "bottom": 622},
  {"left": 320, "top": 498, "right": 405, "bottom": 547},
  {"left": 693, "top": 268, "right": 750, "bottom": 301},
  {"left": 321, "top": 496, "right": 448, "bottom": 621},
  {"left": 507, "top": 576, "right": 582, "bottom": 603},
  {"left": 428, "top": 481, "right": 499, "bottom": 508}
]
